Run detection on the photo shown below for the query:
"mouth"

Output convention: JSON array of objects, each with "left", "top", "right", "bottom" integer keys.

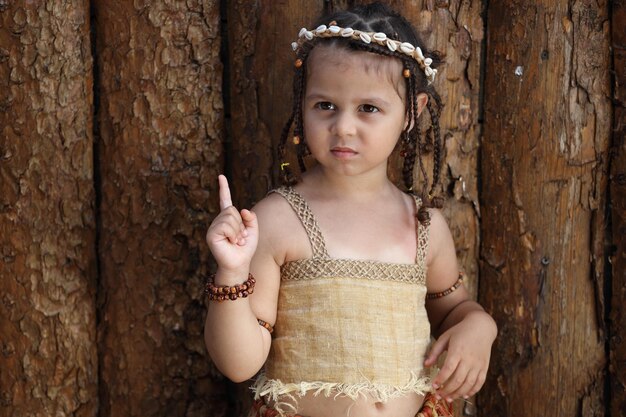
[{"left": 330, "top": 146, "right": 358, "bottom": 159}]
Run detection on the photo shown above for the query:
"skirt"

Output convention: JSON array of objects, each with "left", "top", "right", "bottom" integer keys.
[{"left": 249, "top": 392, "right": 454, "bottom": 417}]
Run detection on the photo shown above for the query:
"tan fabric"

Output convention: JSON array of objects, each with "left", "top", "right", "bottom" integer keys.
[{"left": 252, "top": 187, "right": 432, "bottom": 411}]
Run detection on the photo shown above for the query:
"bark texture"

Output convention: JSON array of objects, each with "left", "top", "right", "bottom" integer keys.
[
  {"left": 610, "top": 0, "right": 626, "bottom": 415},
  {"left": 0, "top": 1, "right": 97, "bottom": 416},
  {"left": 93, "top": 1, "right": 224, "bottom": 415},
  {"left": 480, "top": 1, "right": 610, "bottom": 416}
]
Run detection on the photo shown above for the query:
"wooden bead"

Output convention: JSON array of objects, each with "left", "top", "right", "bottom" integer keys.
[
  {"left": 206, "top": 273, "right": 256, "bottom": 302},
  {"left": 294, "top": 59, "right": 303, "bottom": 68},
  {"left": 403, "top": 68, "right": 411, "bottom": 78}
]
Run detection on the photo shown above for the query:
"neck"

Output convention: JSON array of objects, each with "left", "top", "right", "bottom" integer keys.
[{"left": 302, "top": 165, "right": 397, "bottom": 201}]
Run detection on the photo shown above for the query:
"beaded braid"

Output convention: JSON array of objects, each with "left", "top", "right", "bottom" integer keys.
[
  {"left": 294, "top": 61, "right": 309, "bottom": 173},
  {"left": 427, "top": 99, "right": 442, "bottom": 200},
  {"left": 277, "top": 111, "right": 297, "bottom": 185}
]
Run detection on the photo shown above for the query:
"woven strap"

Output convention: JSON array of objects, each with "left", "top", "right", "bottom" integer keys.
[
  {"left": 412, "top": 195, "right": 429, "bottom": 269},
  {"left": 270, "top": 187, "right": 330, "bottom": 259}
]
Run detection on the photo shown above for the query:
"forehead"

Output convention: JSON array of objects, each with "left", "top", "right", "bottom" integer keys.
[{"left": 306, "top": 44, "right": 406, "bottom": 98}]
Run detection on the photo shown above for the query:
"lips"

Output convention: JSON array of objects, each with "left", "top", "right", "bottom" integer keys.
[{"left": 330, "top": 146, "right": 358, "bottom": 159}]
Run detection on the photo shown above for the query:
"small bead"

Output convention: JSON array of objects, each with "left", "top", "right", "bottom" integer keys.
[
  {"left": 293, "top": 135, "right": 301, "bottom": 145},
  {"left": 294, "top": 58, "right": 303, "bottom": 68},
  {"left": 403, "top": 68, "right": 411, "bottom": 78}
]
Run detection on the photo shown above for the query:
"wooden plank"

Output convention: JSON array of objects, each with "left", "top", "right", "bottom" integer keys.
[
  {"left": 480, "top": 1, "right": 610, "bottom": 415},
  {"left": 610, "top": 0, "right": 626, "bottom": 415},
  {"left": 0, "top": 1, "right": 98, "bottom": 415},
  {"left": 93, "top": 1, "right": 224, "bottom": 415}
]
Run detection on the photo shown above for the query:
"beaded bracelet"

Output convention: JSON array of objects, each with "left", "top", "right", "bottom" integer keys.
[
  {"left": 205, "top": 273, "right": 256, "bottom": 301},
  {"left": 426, "top": 272, "right": 464, "bottom": 300},
  {"left": 257, "top": 319, "right": 274, "bottom": 334}
]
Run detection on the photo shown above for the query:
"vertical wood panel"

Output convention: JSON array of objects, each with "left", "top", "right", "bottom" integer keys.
[
  {"left": 0, "top": 1, "right": 97, "bottom": 416},
  {"left": 228, "top": 0, "right": 324, "bottom": 206},
  {"left": 480, "top": 1, "right": 610, "bottom": 415},
  {"left": 93, "top": 1, "right": 224, "bottom": 415},
  {"left": 610, "top": 1, "right": 626, "bottom": 415}
]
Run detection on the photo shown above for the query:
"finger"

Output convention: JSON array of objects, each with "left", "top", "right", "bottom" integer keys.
[
  {"left": 210, "top": 210, "right": 245, "bottom": 243},
  {"left": 431, "top": 352, "right": 458, "bottom": 390},
  {"left": 424, "top": 334, "right": 449, "bottom": 367},
  {"left": 240, "top": 209, "right": 258, "bottom": 231},
  {"left": 466, "top": 370, "right": 486, "bottom": 398},
  {"left": 213, "top": 221, "right": 243, "bottom": 245},
  {"left": 445, "top": 368, "right": 478, "bottom": 401},
  {"left": 218, "top": 175, "right": 233, "bottom": 210},
  {"left": 437, "top": 363, "right": 467, "bottom": 399}
]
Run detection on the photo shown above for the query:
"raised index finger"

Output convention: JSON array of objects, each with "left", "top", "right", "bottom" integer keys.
[{"left": 218, "top": 175, "right": 233, "bottom": 210}]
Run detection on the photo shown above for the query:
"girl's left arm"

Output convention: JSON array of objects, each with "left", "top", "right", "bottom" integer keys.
[{"left": 422, "top": 209, "right": 498, "bottom": 403}]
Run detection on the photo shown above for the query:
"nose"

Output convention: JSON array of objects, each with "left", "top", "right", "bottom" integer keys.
[{"left": 330, "top": 111, "right": 357, "bottom": 137}]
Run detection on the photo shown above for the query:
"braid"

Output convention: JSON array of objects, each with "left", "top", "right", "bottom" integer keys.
[
  {"left": 402, "top": 74, "right": 418, "bottom": 192},
  {"left": 278, "top": 112, "right": 297, "bottom": 185},
  {"left": 294, "top": 61, "right": 308, "bottom": 173},
  {"left": 426, "top": 98, "right": 443, "bottom": 202}
]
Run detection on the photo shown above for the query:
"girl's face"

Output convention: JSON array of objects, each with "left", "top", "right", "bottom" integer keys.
[{"left": 303, "top": 45, "right": 413, "bottom": 179}]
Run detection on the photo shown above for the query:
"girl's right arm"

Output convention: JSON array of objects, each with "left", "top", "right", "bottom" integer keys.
[{"left": 203, "top": 175, "right": 280, "bottom": 382}]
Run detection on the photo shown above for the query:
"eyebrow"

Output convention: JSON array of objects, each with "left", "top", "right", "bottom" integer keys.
[{"left": 305, "top": 93, "right": 392, "bottom": 107}]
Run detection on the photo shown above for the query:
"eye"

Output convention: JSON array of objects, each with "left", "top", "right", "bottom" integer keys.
[
  {"left": 315, "top": 102, "right": 336, "bottom": 111},
  {"left": 360, "top": 104, "right": 380, "bottom": 113}
]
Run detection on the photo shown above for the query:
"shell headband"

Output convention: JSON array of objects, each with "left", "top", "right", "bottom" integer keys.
[{"left": 291, "top": 23, "right": 437, "bottom": 84}]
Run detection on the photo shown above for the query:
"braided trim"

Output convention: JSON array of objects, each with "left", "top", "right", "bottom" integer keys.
[
  {"left": 291, "top": 24, "right": 437, "bottom": 84},
  {"left": 281, "top": 258, "right": 426, "bottom": 284},
  {"left": 270, "top": 187, "right": 330, "bottom": 259}
]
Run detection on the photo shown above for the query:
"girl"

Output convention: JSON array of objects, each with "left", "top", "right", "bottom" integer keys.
[{"left": 205, "top": 3, "right": 497, "bottom": 417}]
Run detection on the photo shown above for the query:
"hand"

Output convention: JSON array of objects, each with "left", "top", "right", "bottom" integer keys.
[
  {"left": 424, "top": 311, "right": 496, "bottom": 402},
  {"left": 206, "top": 175, "right": 259, "bottom": 273}
]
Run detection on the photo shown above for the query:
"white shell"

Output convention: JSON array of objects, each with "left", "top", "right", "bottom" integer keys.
[
  {"left": 291, "top": 42, "right": 298, "bottom": 51},
  {"left": 341, "top": 27, "right": 354, "bottom": 37},
  {"left": 329, "top": 25, "right": 341, "bottom": 34},
  {"left": 304, "top": 30, "right": 314, "bottom": 40},
  {"left": 386, "top": 39, "right": 398, "bottom": 51},
  {"left": 424, "top": 57, "right": 433, "bottom": 66},
  {"left": 400, "top": 42, "right": 415, "bottom": 54},
  {"left": 315, "top": 25, "right": 327, "bottom": 33},
  {"left": 359, "top": 32, "right": 372, "bottom": 44},
  {"left": 415, "top": 47, "right": 424, "bottom": 60},
  {"left": 373, "top": 32, "right": 387, "bottom": 42},
  {"left": 299, "top": 28, "right": 307, "bottom": 38},
  {"left": 425, "top": 67, "right": 433, "bottom": 77}
]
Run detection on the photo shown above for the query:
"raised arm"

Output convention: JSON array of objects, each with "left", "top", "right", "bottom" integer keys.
[{"left": 204, "top": 175, "right": 280, "bottom": 382}]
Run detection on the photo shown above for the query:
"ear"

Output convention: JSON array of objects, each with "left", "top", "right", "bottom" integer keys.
[
  {"left": 404, "top": 92, "right": 429, "bottom": 130},
  {"left": 416, "top": 92, "right": 429, "bottom": 116}
]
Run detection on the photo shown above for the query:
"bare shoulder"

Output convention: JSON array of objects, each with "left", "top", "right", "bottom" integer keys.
[{"left": 251, "top": 191, "right": 310, "bottom": 265}]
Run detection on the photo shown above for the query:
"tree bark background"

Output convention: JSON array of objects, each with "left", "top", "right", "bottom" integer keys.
[
  {"left": 610, "top": 0, "right": 626, "bottom": 415},
  {"left": 0, "top": 0, "right": 622, "bottom": 416},
  {"left": 93, "top": 1, "right": 224, "bottom": 416},
  {"left": 0, "top": 1, "right": 98, "bottom": 416},
  {"left": 480, "top": 1, "right": 610, "bottom": 416}
]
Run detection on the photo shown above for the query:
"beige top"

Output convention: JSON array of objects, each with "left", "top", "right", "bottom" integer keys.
[{"left": 251, "top": 187, "right": 432, "bottom": 409}]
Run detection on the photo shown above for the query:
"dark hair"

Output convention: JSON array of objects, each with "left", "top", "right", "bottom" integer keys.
[{"left": 278, "top": 2, "right": 444, "bottom": 223}]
